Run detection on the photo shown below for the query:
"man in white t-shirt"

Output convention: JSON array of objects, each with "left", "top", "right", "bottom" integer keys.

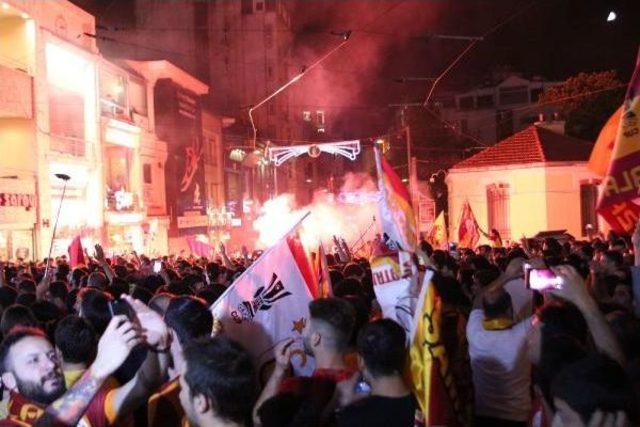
[
  {"left": 504, "top": 277, "right": 533, "bottom": 321},
  {"left": 467, "top": 258, "right": 532, "bottom": 427}
]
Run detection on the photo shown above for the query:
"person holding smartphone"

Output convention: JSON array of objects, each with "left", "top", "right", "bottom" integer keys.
[{"left": 466, "top": 257, "right": 533, "bottom": 427}]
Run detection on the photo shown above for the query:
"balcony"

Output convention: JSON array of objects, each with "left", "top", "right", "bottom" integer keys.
[
  {"left": 0, "top": 64, "right": 32, "bottom": 119},
  {"left": 49, "top": 135, "right": 86, "bottom": 157}
]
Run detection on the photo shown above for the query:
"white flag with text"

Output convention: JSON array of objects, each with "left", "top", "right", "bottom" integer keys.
[{"left": 211, "top": 234, "right": 316, "bottom": 379}]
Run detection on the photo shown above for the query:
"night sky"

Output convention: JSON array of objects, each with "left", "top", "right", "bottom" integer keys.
[
  {"left": 290, "top": 0, "right": 640, "bottom": 135},
  {"left": 80, "top": 0, "right": 640, "bottom": 136}
]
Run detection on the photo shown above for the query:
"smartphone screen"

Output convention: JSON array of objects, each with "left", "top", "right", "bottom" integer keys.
[{"left": 527, "top": 268, "right": 562, "bottom": 291}]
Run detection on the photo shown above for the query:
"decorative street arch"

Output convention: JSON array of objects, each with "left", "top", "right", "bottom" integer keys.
[{"left": 268, "top": 140, "right": 361, "bottom": 167}]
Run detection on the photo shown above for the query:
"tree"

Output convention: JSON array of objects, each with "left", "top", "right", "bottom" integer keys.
[{"left": 538, "top": 71, "right": 625, "bottom": 141}]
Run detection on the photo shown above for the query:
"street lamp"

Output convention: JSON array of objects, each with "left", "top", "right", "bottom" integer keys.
[{"left": 45, "top": 173, "right": 71, "bottom": 278}]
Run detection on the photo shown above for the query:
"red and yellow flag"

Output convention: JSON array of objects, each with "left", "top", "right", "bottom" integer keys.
[
  {"left": 588, "top": 106, "right": 623, "bottom": 176},
  {"left": 374, "top": 147, "right": 418, "bottom": 253},
  {"left": 457, "top": 202, "right": 480, "bottom": 249},
  {"left": 596, "top": 53, "right": 640, "bottom": 233},
  {"left": 409, "top": 270, "right": 462, "bottom": 426},
  {"left": 426, "top": 211, "right": 447, "bottom": 250},
  {"left": 314, "top": 244, "right": 333, "bottom": 298}
]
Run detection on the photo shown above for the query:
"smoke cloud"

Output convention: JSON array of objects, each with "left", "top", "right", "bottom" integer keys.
[{"left": 253, "top": 172, "right": 380, "bottom": 252}]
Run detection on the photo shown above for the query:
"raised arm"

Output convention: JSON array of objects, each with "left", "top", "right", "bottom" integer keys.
[
  {"left": 109, "top": 296, "right": 171, "bottom": 420},
  {"left": 94, "top": 244, "right": 116, "bottom": 283},
  {"left": 253, "top": 339, "right": 293, "bottom": 426},
  {"left": 472, "top": 257, "right": 525, "bottom": 309},
  {"left": 35, "top": 315, "right": 142, "bottom": 426},
  {"left": 551, "top": 265, "right": 626, "bottom": 367},
  {"left": 218, "top": 243, "right": 234, "bottom": 270}
]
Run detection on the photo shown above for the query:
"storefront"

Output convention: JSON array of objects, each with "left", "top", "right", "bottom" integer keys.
[
  {"left": 48, "top": 162, "right": 103, "bottom": 258},
  {"left": 0, "top": 178, "right": 36, "bottom": 261}
]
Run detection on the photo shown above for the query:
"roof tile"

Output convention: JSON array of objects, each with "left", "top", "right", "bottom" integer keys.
[{"left": 452, "top": 125, "right": 593, "bottom": 169}]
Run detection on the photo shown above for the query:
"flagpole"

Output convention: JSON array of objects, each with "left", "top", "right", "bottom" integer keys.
[{"left": 210, "top": 211, "right": 311, "bottom": 311}]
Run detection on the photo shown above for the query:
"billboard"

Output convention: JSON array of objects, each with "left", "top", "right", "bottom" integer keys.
[{"left": 155, "top": 81, "right": 207, "bottom": 236}]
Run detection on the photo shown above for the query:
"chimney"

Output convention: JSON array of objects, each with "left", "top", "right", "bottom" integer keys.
[{"left": 534, "top": 111, "right": 565, "bottom": 135}]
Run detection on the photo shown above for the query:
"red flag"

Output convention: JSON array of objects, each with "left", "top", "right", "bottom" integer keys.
[
  {"left": 374, "top": 147, "right": 418, "bottom": 252},
  {"left": 597, "top": 52, "right": 640, "bottom": 233},
  {"left": 67, "top": 236, "right": 84, "bottom": 268},
  {"left": 458, "top": 202, "right": 480, "bottom": 249},
  {"left": 186, "top": 236, "right": 214, "bottom": 258}
]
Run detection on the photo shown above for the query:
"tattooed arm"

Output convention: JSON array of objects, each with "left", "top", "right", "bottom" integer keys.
[
  {"left": 35, "top": 315, "right": 142, "bottom": 426},
  {"left": 34, "top": 368, "right": 106, "bottom": 426}
]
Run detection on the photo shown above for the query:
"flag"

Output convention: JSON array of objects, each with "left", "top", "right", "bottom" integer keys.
[
  {"left": 457, "top": 202, "right": 479, "bottom": 249},
  {"left": 409, "top": 270, "right": 462, "bottom": 426},
  {"left": 186, "top": 236, "right": 214, "bottom": 258},
  {"left": 67, "top": 235, "right": 84, "bottom": 268},
  {"left": 370, "top": 250, "right": 418, "bottom": 337},
  {"left": 427, "top": 211, "right": 447, "bottom": 250},
  {"left": 596, "top": 52, "right": 640, "bottom": 233},
  {"left": 211, "top": 228, "right": 316, "bottom": 377},
  {"left": 588, "top": 106, "right": 623, "bottom": 176},
  {"left": 314, "top": 244, "right": 333, "bottom": 297},
  {"left": 374, "top": 147, "right": 418, "bottom": 253}
]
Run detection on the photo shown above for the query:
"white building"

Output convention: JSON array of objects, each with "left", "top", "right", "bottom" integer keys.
[
  {"left": 447, "top": 123, "right": 601, "bottom": 245},
  {"left": 438, "top": 75, "right": 561, "bottom": 144},
  {"left": 0, "top": 0, "right": 171, "bottom": 260},
  {"left": 98, "top": 58, "right": 170, "bottom": 255}
]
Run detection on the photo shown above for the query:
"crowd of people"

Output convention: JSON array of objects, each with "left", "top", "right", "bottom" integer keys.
[{"left": 0, "top": 221, "right": 637, "bottom": 427}]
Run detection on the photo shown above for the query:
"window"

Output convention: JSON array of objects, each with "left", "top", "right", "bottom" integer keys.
[
  {"left": 580, "top": 183, "right": 599, "bottom": 236},
  {"left": 266, "top": 0, "right": 276, "bottom": 11},
  {"left": 129, "top": 80, "right": 147, "bottom": 116},
  {"left": 486, "top": 183, "right": 510, "bottom": 239},
  {"left": 255, "top": 1, "right": 264, "bottom": 11},
  {"left": 241, "top": 0, "right": 252, "bottom": 14},
  {"left": 530, "top": 87, "right": 544, "bottom": 103},
  {"left": 477, "top": 94, "right": 494, "bottom": 108},
  {"left": 316, "top": 111, "right": 325, "bottom": 125},
  {"left": 459, "top": 96, "right": 474, "bottom": 110},
  {"left": 499, "top": 85, "right": 528, "bottom": 105},
  {"left": 49, "top": 86, "right": 85, "bottom": 140},
  {"left": 303, "top": 111, "right": 311, "bottom": 121},
  {"left": 143, "top": 164, "right": 152, "bottom": 184},
  {"left": 99, "top": 70, "right": 126, "bottom": 117}
]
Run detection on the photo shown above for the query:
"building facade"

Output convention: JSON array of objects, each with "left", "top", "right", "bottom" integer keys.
[
  {"left": 0, "top": 0, "right": 174, "bottom": 260},
  {"left": 437, "top": 75, "right": 561, "bottom": 144},
  {"left": 447, "top": 123, "right": 601, "bottom": 245},
  {"left": 125, "top": 60, "right": 218, "bottom": 252}
]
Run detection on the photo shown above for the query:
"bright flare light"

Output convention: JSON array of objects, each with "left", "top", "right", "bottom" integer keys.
[
  {"left": 607, "top": 11, "right": 617, "bottom": 22},
  {"left": 252, "top": 173, "right": 379, "bottom": 253}
]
